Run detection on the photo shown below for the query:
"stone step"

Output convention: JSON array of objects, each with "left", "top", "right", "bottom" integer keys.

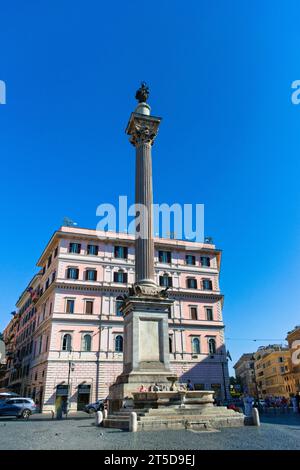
[{"left": 104, "top": 411, "right": 245, "bottom": 432}]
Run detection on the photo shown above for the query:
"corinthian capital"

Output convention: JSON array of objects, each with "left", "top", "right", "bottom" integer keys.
[{"left": 126, "top": 113, "right": 161, "bottom": 147}]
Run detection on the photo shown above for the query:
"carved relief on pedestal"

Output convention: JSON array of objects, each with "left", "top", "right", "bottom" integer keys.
[{"left": 129, "top": 283, "right": 170, "bottom": 299}]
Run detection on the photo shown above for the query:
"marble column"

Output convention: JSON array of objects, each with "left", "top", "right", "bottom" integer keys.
[{"left": 126, "top": 101, "right": 161, "bottom": 291}]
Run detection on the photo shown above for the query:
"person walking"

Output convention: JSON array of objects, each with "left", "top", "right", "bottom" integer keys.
[
  {"left": 243, "top": 394, "right": 254, "bottom": 417},
  {"left": 291, "top": 394, "right": 298, "bottom": 413},
  {"left": 296, "top": 392, "right": 300, "bottom": 413},
  {"left": 187, "top": 379, "right": 194, "bottom": 391}
]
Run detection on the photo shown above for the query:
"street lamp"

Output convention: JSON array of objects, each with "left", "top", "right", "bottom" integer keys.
[
  {"left": 220, "top": 351, "right": 228, "bottom": 401},
  {"left": 66, "top": 350, "right": 75, "bottom": 418}
]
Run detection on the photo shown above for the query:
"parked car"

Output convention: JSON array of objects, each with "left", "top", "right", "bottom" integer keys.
[
  {"left": 0, "top": 397, "right": 37, "bottom": 419},
  {"left": 84, "top": 399, "right": 107, "bottom": 414},
  {"left": 0, "top": 392, "right": 19, "bottom": 401},
  {"left": 222, "top": 398, "right": 244, "bottom": 412}
]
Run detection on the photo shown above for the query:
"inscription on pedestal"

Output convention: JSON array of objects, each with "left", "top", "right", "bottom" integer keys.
[{"left": 139, "top": 319, "right": 160, "bottom": 362}]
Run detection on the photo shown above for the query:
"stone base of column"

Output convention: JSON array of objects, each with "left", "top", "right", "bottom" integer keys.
[{"left": 107, "top": 295, "right": 177, "bottom": 412}]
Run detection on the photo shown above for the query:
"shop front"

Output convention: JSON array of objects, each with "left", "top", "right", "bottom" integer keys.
[{"left": 77, "top": 384, "right": 91, "bottom": 410}]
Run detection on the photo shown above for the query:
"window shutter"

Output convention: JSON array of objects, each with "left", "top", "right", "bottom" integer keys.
[
  {"left": 77, "top": 244, "right": 81, "bottom": 254},
  {"left": 168, "top": 276, "right": 173, "bottom": 287},
  {"left": 159, "top": 276, "right": 163, "bottom": 287},
  {"left": 113, "top": 272, "right": 118, "bottom": 282},
  {"left": 114, "top": 246, "right": 118, "bottom": 258},
  {"left": 123, "top": 273, "right": 128, "bottom": 284}
]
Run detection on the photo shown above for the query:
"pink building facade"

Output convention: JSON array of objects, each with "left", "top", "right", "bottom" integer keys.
[{"left": 4, "top": 226, "right": 229, "bottom": 412}]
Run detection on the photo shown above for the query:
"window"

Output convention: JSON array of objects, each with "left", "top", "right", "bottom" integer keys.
[
  {"left": 192, "top": 337, "right": 200, "bottom": 354},
  {"left": 82, "top": 334, "right": 92, "bottom": 352},
  {"left": 66, "top": 299, "right": 75, "bottom": 314},
  {"left": 200, "top": 256, "right": 210, "bottom": 267},
  {"left": 69, "top": 243, "right": 81, "bottom": 254},
  {"left": 202, "top": 279, "right": 213, "bottom": 290},
  {"left": 206, "top": 308, "right": 213, "bottom": 321},
  {"left": 47, "top": 255, "right": 52, "bottom": 268},
  {"left": 54, "top": 246, "right": 58, "bottom": 258},
  {"left": 113, "top": 270, "right": 128, "bottom": 284},
  {"left": 169, "top": 336, "right": 173, "bottom": 353},
  {"left": 158, "top": 251, "right": 171, "bottom": 264},
  {"left": 208, "top": 338, "right": 216, "bottom": 354},
  {"left": 159, "top": 274, "right": 172, "bottom": 287},
  {"left": 45, "top": 336, "right": 49, "bottom": 352},
  {"left": 187, "top": 278, "right": 197, "bottom": 289},
  {"left": 67, "top": 267, "right": 79, "bottom": 280},
  {"left": 280, "top": 366, "right": 285, "bottom": 374},
  {"left": 52, "top": 271, "right": 56, "bottom": 283},
  {"left": 38, "top": 336, "right": 42, "bottom": 354},
  {"left": 186, "top": 255, "right": 195, "bottom": 265},
  {"left": 190, "top": 307, "right": 198, "bottom": 320},
  {"left": 194, "top": 383, "right": 205, "bottom": 390},
  {"left": 85, "top": 269, "right": 97, "bottom": 281},
  {"left": 278, "top": 357, "right": 284, "bottom": 363},
  {"left": 87, "top": 244, "right": 98, "bottom": 256},
  {"left": 62, "top": 334, "right": 72, "bottom": 351},
  {"left": 114, "top": 246, "right": 128, "bottom": 259},
  {"left": 116, "top": 297, "right": 123, "bottom": 316},
  {"left": 85, "top": 301, "right": 94, "bottom": 315},
  {"left": 115, "top": 335, "right": 123, "bottom": 352}
]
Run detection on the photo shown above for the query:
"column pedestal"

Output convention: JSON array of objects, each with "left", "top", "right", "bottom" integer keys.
[{"left": 108, "top": 296, "right": 177, "bottom": 411}]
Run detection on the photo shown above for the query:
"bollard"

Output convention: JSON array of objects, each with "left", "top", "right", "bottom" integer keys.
[
  {"left": 252, "top": 407, "right": 260, "bottom": 426},
  {"left": 129, "top": 412, "right": 138, "bottom": 432},
  {"left": 95, "top": 410, "right": 103, "bottom": 427}
]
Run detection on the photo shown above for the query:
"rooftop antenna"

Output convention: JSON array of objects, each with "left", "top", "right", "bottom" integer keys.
[{"left": 63, "top": 217, "right": 78, "bottom": 227}]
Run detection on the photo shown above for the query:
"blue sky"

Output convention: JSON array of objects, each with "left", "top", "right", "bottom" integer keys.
[{"left": 1, "top": 1, "right": 300, "bottom": 373}]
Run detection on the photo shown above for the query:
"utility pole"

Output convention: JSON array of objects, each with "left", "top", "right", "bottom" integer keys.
[{"left": 66, "top": 351, "right": 75, "bottom": 418}]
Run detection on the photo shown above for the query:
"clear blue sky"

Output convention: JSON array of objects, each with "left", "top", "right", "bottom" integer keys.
[{"left": 1, "top": 1, "right": 300, "bottom": 374}]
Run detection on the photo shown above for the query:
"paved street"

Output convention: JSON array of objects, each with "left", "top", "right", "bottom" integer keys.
[{"left": 0, "top": 412, "right": 300, "bottom": 450}]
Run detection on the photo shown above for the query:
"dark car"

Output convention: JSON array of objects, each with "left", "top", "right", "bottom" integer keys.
[
  {"left": 84, "top": 399, "right": 106, "bottom": 414},
  {"left": 0, "top": 397, "right": 37, "bottom": 419}
]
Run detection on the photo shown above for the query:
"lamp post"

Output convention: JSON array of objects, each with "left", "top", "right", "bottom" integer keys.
[
  {"left": 66, "top": 350, "right": 75, "bottom": 418},
  {"left": 220, "top": 351, "right": 228, "bottom": 402}
]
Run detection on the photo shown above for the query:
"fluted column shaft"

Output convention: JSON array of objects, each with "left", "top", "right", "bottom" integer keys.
[
  {"left": 126, "top": 110, "right": 161, "bottom": 288},
  {"left": 135, "top": 142, "right": 155, "bottom": 284}
]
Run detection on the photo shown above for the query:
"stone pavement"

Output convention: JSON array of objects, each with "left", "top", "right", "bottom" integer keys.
[{"left": 0, "top": 412, "right": 299, "bottom": 450}]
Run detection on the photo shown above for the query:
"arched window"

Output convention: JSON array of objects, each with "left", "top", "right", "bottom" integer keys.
[
  {"left": 209, "top": 338, "right": 216, "bottom": 355},
  {"left": 169, "top": 336, "right": 173, "bottom": 353},
  {"left": 192, "top": 337, "right": 200, "bottom": 354},
  {"left": 82, "top": 334, "right": 92, "bottom": 352},
  {"left": 116, "top": 296, "right": 123, "bottom": 317},
  {"left": 115, "top": 335, "right": 123, "bottom": 352},
  {"left": 62, "top": 334, "right": 72, "bottom": 352}
]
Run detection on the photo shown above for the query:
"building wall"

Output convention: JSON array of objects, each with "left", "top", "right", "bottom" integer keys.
[
  {"left": 254, "top": 347, "right": 290, "bottom": 398},
  {"left": 4, "top": 228, "right": 230, "bottom": 411}
]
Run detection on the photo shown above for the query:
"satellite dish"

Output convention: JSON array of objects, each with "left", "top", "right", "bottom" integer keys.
[{"left": 63, "top": 217, "right": 78, "bottom": 227}]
